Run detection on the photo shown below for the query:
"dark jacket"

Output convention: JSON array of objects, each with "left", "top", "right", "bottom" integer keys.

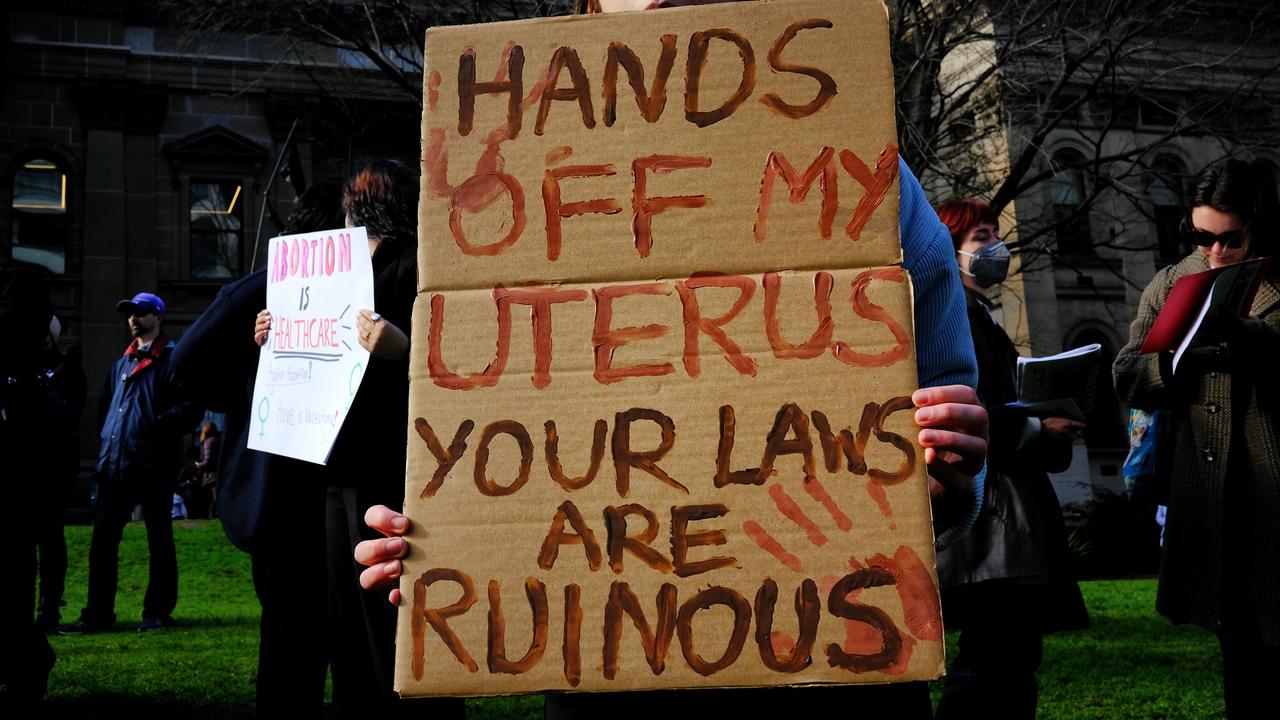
[
  {"left": 1113, "top": 251, "right": 1280, "bottom": 644},
  {"left": 96, "top": 335, "right": 195, "bottom": 478},
  {"left": 937, "top": 289, "right": 1088, "bottom": 631}
]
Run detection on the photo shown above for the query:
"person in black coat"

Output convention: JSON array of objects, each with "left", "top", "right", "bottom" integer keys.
[
  {"left": 171, "top": 180, "right": 344, "bottom": 715},
  {"left": 932, "top": 199, "right": 1089, "bottom": 719}
]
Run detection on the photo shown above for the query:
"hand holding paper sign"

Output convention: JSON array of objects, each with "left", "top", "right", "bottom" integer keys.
[{"left": 356, "top": 309, "right": 409, "bottom": 360}]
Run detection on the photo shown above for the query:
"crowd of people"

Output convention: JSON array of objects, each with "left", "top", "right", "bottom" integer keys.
[{"left": 2, "top": 1, "right": 1277, "bottom": 717}]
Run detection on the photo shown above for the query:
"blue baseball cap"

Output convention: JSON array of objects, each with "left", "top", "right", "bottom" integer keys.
[{"left": 116, "top": 292, "right": 166, "bottom": 315}]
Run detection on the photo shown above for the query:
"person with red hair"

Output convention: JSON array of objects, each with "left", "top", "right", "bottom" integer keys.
[{"left": 932, "top": 198, "right": 1088, "bottom": 719}]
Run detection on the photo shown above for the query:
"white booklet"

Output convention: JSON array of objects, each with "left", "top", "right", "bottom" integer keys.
[{"left": 1004, "top": 343, "right": 1102, "bottom": 421}]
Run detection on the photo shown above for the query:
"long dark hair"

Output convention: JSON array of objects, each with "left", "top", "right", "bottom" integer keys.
[
  {"left": 343, "top": 160, "right": 419, "bottom": 249},
  {"left": 1188, "top": 158, "right": 1278, "bottom": 258}
]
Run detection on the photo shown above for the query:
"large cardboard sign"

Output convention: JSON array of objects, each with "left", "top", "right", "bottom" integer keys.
[
  {"left": 248, "top": 227, "right": 375, "bottom": 464},
  {"left": 398, "top": 0, "right": 943, "bottom": 696}
]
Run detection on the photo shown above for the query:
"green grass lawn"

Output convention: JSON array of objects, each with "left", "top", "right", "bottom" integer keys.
[{"left": 41, "top": 521, "right": 1223, "bottom": 718}]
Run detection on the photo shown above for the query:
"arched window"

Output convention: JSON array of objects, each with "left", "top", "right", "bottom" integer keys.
[
  {"left": 10, "top": 157, "right": 70, "bottom": 273},
  {"left": 1148, "top": 154, "right": 1189, "bottom": 264},
  {"left": 1049, "top": 148, "right": 1092, "bottom": 258},
  {"left": 189, "top": 179, "right": 244, "bottom": 278}
]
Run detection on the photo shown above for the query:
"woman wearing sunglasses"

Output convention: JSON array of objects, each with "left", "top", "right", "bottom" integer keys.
[{"left": 1113, "top": 157, "right": 1280, "bottom": 718}]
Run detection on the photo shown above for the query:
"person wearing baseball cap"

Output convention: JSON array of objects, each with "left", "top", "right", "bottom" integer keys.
[{"left": 61, "top": 290, "right": 198, "bottom": 634}]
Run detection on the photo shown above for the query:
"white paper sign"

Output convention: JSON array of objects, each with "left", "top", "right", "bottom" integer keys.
[{"left": 247, "top": 227, "right": 375, "bottom": 464}]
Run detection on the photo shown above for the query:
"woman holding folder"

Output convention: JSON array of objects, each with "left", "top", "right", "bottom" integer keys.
[{"left": 1113, "top": 157, "right": 1280, "bottom": 718}]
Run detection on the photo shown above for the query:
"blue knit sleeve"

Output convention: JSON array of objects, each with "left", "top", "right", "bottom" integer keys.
[{"left": 896, "top": 157, "right": 984, "bottom": 543}]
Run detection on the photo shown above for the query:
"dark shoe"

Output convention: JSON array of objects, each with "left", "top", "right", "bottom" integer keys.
[
  {"left": 56, "top": 618, "right": 112, "bottom": 635},
  {"left": 138, "top": 616, "right": 176, "bottom": 631},
  {"left": 34, "top": 610, "right": 61, "bottom": 634}
]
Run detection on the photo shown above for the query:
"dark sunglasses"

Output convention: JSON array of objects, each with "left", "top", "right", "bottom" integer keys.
[{"left": 1181, "top": 219, "right": 1246, "bottom": 249}]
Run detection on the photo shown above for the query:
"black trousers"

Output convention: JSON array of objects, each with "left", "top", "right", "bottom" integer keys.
[
  {"left": 934, "top": 586, "right": 1044, "bottom": 720},
  {"left": 251, "top": 474, "right": 327, "bottom": 716},
  {"left": 0, "top": 456, "right": 56, "bottom": 706},
  {"left": 80, "top": 470, "right": 177, "bottom": 625},
  {"left": 1219, "top": 622, "right": 1280, "bottom": 718},
  {"left": 34, "top": 482, "right": 68, "bottom": 618},
  {"left": 324, "top": 484, "right": 464, "bottom": 719}
]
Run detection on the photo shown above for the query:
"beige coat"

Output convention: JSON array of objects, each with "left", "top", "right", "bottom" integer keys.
[{"left": 1113, "top": 251, "right": 1280, "bottom": 643}]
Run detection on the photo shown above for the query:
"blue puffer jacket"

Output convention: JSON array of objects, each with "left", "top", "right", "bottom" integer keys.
[{"left": 97, "top": 336, "right": 196, "bottom": 478}]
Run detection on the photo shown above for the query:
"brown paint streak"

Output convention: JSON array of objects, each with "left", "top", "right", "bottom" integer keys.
[
  {"left": 685, "top": 29, "right": 756, "bottom": 128},
  {"left": 762, "top": 272, "right": 834, "bottom": 359},
  {"left": 831, "top": 268, "right": 911, "bottom": 368},
  {"left": 602, "top": 582, "right": 677, "bottom": 679},
  {"left": 631, "top": 155, "right": 711, "bottom": 258},
  {"left": 543, "top": 163, "right": 622, "bottom": 261},
  {"left": 538, "top": 500, "right": 603, "bottom": 571},
  {"left": 427, "top": 70, "right": 442, "bottom": 113},
  {"left": 867, "top": 546, "right": 943, "bottom": 641},
  {"left": 612, "top": 408, "right": 684, "bottom": 496},
  {"left": 562, "top": 584, "right": 583, "bottom": 687},
  {"left": 602, "top": 36, "right": 677, "bottom": 126},
  {"left": 496, "top": 286, "right": 589, "bottom": 388},
  {"left": 754, "top": 148, "right": 837, "bottom": 243},
  {"left": 474, "top": 420, "right": 533, "bottom": 496},
  {"left": 715, "top": 405, "right": 761, "bottom": 487},
  {"left": 414, "top": 418, "right": 475, "bottom": 499},
  {"left": 670, "top": 503, "right": 733, "bottom": 578},
  {"left": 767, "top": 483, "right": 826, "bottom": 546},
  {"left": 866, "top": 479, "right": 892, "bottom": 519},
  {"left": 754, "top": 578, "right": 819, "bottom": 673},
  {"left": 870, "top": 396, "right": 917, "bottom": 484},
  {"left": 535, "top": 46, "right": 596, "bottom": 136},
  {"left": 487, "top": 578, "right": 549, "bottom": 674},
  {"left": 545, "top": 419, "right": 607, "bottom": 491},
  {"left": 742, "top": 520, "right": 803, "bottom": 573},
  {"left": 427, "top": 291, "right": 511, "bottom": 390},
  {"left": 676, "top": 586, "right": 751, "bottom": 676},
  {"left": 840, "top": 143, "right": 899, "bottom": 241},
  {"left": 675, "top": 275, "right": 757, "bottom": 377},
  {"left": 802, "top": 475, "right": 852, "bottom": 532},
  {"left": 825, "top": 568, "right": 904, "bottom": 673},
  {"left": 604, "top": 504, "right": 673, "bottom": 574},
  {"left": 449, "top": 170, "right": 526, "bottom": 257},
  {"left": 545, "top": 145, "right": 573, "bottom": 165},
  {"left": 592, "top": 283, "right": 675, "bottom": 384},
  {"left": 412, "top": 568, "right": 478, "bottom": 678},
  {"left": 458, "top": 46, "right": 524, "bottom": 139},
  {"left": 760, "top": 19, "right": 837, "bottom": 119}
]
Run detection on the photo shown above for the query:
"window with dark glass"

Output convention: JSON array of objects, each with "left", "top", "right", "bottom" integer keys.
[
  {"left": 1148, "top": 155, "right": 1189, "bottom": 265},
  {"left": 189, "top": 179, "right": 243, "bottom": 278},
  {"left": 11, "top": 158, "right": 69, "bottom": 273},
  {"left": 1050, "top": 149, "right": 1092, "bottom": 258}
]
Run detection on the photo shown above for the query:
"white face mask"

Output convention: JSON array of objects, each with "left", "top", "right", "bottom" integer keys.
[{"left": 958, "top": 241, "right": 1011, "bottom": 288}]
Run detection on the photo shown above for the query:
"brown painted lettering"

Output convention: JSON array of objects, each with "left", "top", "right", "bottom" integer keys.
[
  {"left": 612, "top": 408, "right": 684, "bottom": 497},
  {"left": 427, "top": 291, "right": 512, "bottom": 390},
  {"left": 411, "top": 568, "right": 478, "bottom": 678},
  {"left": 825, "top": 568, "right": 904, "bottom": 672},
  {"left": 542, "top": 164, "right": 621, "bottom": 262},
  {"left": 414, "top": 418, "right": 475, "bottom": 499},
  {"left": 870, "top": 396, "right": 916, "bottom": 484},
  {"left": 602, "top": 36, "right": 677, "bottom": 126},
  {"left": 602, "top": 582, "right": 678, "bottom": 679},
  {"left": 670, "top": 503, "right": 734, "bottom": 577},
  {"left": 449, "top": 171, "right": 526, "bottom": 257},
  {"left": 545, "top": 419, "right": 608, "bottom": 491},
  {"left": 458, "top": 47, "right": 524, "bottom": 138},
  {"left": 535, "top": 46, "right": 596, "bottom": 136},
  {"left": 487, "top": 578, "right": 549, "bottom": 675},
  {"left": 592, "top": 283, "right": 675, "bottom": 384},
  {"left": 831, "top": 268, "right": 912, "bottom": 368},
  {"left": 604, "top": 504, "right": 673, "bottom": 574},
  {"left": 754, "top": 578, "right": 819, "bottom": 673},
  {"left": 811, "top": 403, "right": 875, "bottom": 474},
  {"left": 715, "top": 404, "right": 761, "bottom": 488},
  {"left": 762, "top": 271, "right": 834, "bottom": 359},
  {"left": 474, "top": 420, "right": 533, "bottom": 496},
  {"left": 631, "top": 155, "right": 711, "bottom": 258},
  {"left": 538, "top": 500, "right": 603, "bottom": 571},
  {"left": 676, "top": 586, "right": 751, "bottom": 676},
  {"left": 563, "top": 584, "right": 583, "bottom": 687},
  {"left": 676, "top": 275, "right": 757, "bottom": 378},
  {"left": 840, "top": 143, "right": 899, "bottom": 241},
  {"left": 754, "top": 148, "right": 837, "bottom": 243},
  {"left": 759, "top": 402, "right": 817, "bottom": 483},
  {"left": 685, "top": 29, "right": 756, "bottom": 127},
  {"left": 496, "top": 286, "right": 589, "bottom": 388},
  {"left": 760, "top": 19, "right": 837, "bottom": 119}
]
